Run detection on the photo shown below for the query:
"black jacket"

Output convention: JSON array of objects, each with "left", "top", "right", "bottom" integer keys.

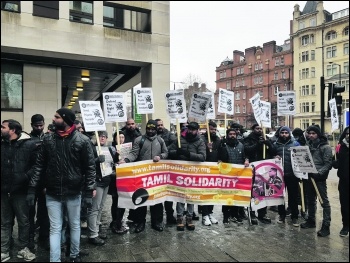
[
  {"left": 243, "top": 132, "right": 271, "bottom": 162},
  {"left": 202, "top": 132, "right": 221, "bottom": 162},
  {"left": 218, "top": 139, "right": 245, "bottom": 165},
  {"left": 307, "top": 136, "right": 332, "bottom": 181},
  {"left": 1, "top": 132, "right": 38, "bottom": 195},
  {"left": 158, "top": 128, "right": 177, "bottom": 151},
  {"left": 28, "top": 129, "right": 96, "bottom": 197},
  {"left": 121, "top": 126, "right": 142, "bottom": 144}
]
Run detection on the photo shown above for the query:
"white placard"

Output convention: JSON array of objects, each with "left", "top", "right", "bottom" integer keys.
[
  {"left": 204, "top": 92, "right": 216, "bottom": 120},
  {"left": 170, "top": 116, "right": 188, "bottom": 124},
  {"left": 260, "top": 101, "right": 271, "bottom": 128},
  {"left": 102, "top": 92, "right": 127, "bottom": 123},
  {"left": 290, "top": 146, "right": 318, "bottom": 174},
  {"left": 97, "top": 146, "right": 113, "bottom": 177},
  {"left": 277, "top": 91, "right": 296, "bottom": 116},
  {"left": 134, "top": 87, "right": 155, "bottom": 114},
  {"left": 329, "top": 98, "right": 339, "bottom": 132},
  {"left": 119, "top": 142, "right": 132, "bottom": 160},
  {"left": 79, "top": 101, "right": 106, "bottom": 132},
  {"left": 249, "top": 93, "right": 263, "bottom": 124},
  {"left": 218, "top": 88, "right": 234, "bottom": 114},
  {"left": 164, "top": 90, "right": 187, "bottom": 119},
  {"left": 188, "top": 93, "right": 211, "bottom": 122}
]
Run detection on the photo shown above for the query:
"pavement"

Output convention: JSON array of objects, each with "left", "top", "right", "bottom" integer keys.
[{"left": 7, "top": 169, "right": 349, "bottom": 262}]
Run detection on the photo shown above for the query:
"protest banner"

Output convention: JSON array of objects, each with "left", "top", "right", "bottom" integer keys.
[
  {"left": 249, "top": 93, "right": 263, "bottom": 124},
  {"left": 118, "top": 142, "right": 132, "bottom": 161},
  {"left": 188, "top": 93, "right": 211, "bottom": 122},
  {"left": 102, "top": 92, "right": 127, "bottom": 123},
  {"left": 204, "top": 92, "right": 216, "bottom": 120},
  {"left": 290, "top": 146, "right": 318, "bottom": 174},
  {"left": 79, "top": 101, "right": 106, "bottom": 132},
  {"left": 277, "top": 91, "right": 296, "bottom": 116},
  {"left": 218, "top": 88, "right": 234, "bottom": 128},
  {"left": 115, "top": 160, "right": 253, "bottom": 209},
  {"left": 260, "top": 101, "right": 271, "bottom": 128},
  {"left": 97, "top": 146, "right": 114, "bottom": 177},
  {"left": 329, "top": 98, "right": 339, "bottom": 132},
  {"left": 134, "top": 87, "right": 155, "bottom": 115}
]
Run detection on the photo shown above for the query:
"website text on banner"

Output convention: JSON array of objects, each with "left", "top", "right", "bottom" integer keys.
[{"left": 115, "top": 160, "right": 253, "bottom": 209}]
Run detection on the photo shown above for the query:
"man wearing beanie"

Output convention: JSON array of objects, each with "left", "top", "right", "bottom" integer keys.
[
  {"left": 301, "top": 125, "right": 332, "bottom": 237},
  {"left": 119, "top": 119, "right": 168, "bottom": 233},
  {"left": 268, "top": 126, "right": 301, "bottom": 227},
  {"left": 27, "top": 108, "right": 96, "bottom": 262}
]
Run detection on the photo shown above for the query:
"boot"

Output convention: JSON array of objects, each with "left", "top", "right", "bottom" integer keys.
[
  {"left": 186, "top": 216, "right": 195, "bottom": 231},
  {"left": 176, "top": 216, "right": 184, "bottom": 231},
  {"left": 317, "top": 224, "right": 330, "bottom": 237},
  {"left": 301, "top": 219, "right": 316, "bottom": 229}
]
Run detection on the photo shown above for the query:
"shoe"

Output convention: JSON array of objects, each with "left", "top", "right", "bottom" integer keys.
[
  {"left": 112, "top": 223, "right": 128, "bottom": 234},
  {"left": 300, "top": 220, "right": 316, "bottom": 229},
  {"left": 238, "top": 209, "right": 248, "bottom": 220},
  {"left": 79, "top": 250, "right": 89, "bottom": 256},
  {"left": 192, "top": 212, "right": 199, "bottom": 221},
  {"left": 166, "top": 216, "right": 177, "bottom": 225},
  {"left": 223, "top": 217, "right": 230, "bottom": 225},
  {"left": 251, "top": 217, "right": 258, "bottom": 225},
  {"left": 99, "top": 232, "right": 107, "bottom": 239},
  {"left": 134, "top": 222, "right": 146, "bottom": 233},
  {"left": 339, "top": 226, "right": 349, "bottom": 237},
  {"left": 1, "top": 252, "right": 10, "bottom": 262},
  {"left": 177, "top": 216, "right": 184, "bottom": 231},
  {"left": 292, "top": 218, "right": 300, "bottom": 227},
  {"left": 151, "top": 223, "right": 164, "bottom": 232},
  {"left": 69, "top": 255, "right": 81, "bottom": 262},
  {"left": 258, "top": 216, "right": 271, "bottom": 224},
  {"left": 202, "top": 215, "right": 211, "bottom": 226},
  {"left": 80, "top": 220, "right": 87, "bottom": 229},
  {"left": 88, "top": 237, "right": 105, "bottom": 246},
  {"left": 198, "top": 205, "right": 202, "bottom": 214},
  {"left": 230, "top": 216, "right": 243, "bottom": 224},
  {"left": 317, "top": 224, "right": 330, "bottom": 237},
  {"left": 186, "top": 216, "right": 195, "bottom": 231},
  {"left": 209, "top": 214, "right": 218, "bottom": 224},
  {"left": 17, "top": 247, "right": 36, "bottom": 261},
  {"left": 301, "top": 211, "right": 308, "bottom": 220},
  {"left": 277, "top": 216, "right": 285, "bottom": 224}
]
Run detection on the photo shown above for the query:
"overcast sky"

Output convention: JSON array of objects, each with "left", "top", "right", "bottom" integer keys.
[{"left": 170, "top": 1, "right": 349, "bottom": 91}]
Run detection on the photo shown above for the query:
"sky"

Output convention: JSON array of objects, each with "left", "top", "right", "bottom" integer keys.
[{"left": 170, "top": 1, "right": 349, "bottom": 91}]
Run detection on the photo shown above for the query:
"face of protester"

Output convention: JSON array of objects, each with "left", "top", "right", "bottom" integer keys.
[
  {"left": 1, "top": 122, "right": 14, "bottom": 140},
  {"left": 253, "top": 125, "right": 263, "bottom": 136},
  {"left": 119, "top": 134, "right": 125, "bottom": 144},
  {"left": 307, "top": 131, "right": 318, "bottom": 141},
  {"left": 227, "top": 131, "right": 237, "bottom": 139},
  {"left": 345, "top": 128, "right": 349, "bottom": 143},
  {"left": 233, "top": 127, "right": 241, "bottom": 135},
  {"left": 279, "top": 130, "right": 290, "bottom": 141},
  {"left": 126, "top": 119, "right": 136, "bottom": 132},
  {"left": 209, "top": 125, "right": 216, "bottom": 136},
  {"left": 52, "top": 113, "right": 66, "bottom": 131},
  {"left": 31, "top": 121, "right": 45, "bottom": 135},
  {"left": 156, "top": 120, "right": 164, "bottom": 134},
  {"left": 75, "top": 123, "right": 84, "bottom": 133},
  {"left": 146, "top": 127, "right": 157, "bottom": 137},
  {"left": 186, "top": 127, "right": 198, "bottom": 139},
  {"left": 99, "top": 134, "right": 107, "bottom": 146}
]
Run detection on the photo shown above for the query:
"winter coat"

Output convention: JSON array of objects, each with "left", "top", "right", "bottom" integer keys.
[
  {"left": 158, "top": 128, "right": 177, "bottom": 152},
  {"left": 307, "top": 136, "right": 333, "bottom": 181},
  {"left": 28, "top": 129, "right": 96, "bottom": 197},
  {"left": 243, "top": 132, "right": 271, "bottom": 162},
  {"left": 335, "top": 139, "right": 349, "bottom": 184},
  {"left": 1, "top": 132, "right": 37, "bottom": 195},
  {"left": 217, "top": 139, "right": 245, "bottom": 165},
  {"left": 121, "top": 126, "right": 142, "bottom": 144},
  {"left": 201, "top": 132, "right": 221, "bottom": 162}
]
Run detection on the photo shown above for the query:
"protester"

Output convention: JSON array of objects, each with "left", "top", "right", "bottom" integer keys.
[
  {"left": 300, "top": 125, "right": 332, "bottom": 237},
  {"left": 27, "top": 108, "right": 96, "bottom": 262},
  {"left": 1, "top": 119, "right": 37, "bottom": 262}
]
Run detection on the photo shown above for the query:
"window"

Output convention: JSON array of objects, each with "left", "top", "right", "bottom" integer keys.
[
  {"left": 343, "top": 79, "right": 349, "bottom": 92},
  {"left": 70, "top": 1, "right": 93, "bottom": 24},
  {"left": 254, "top": 63, "right": 259, "bottom": 71},
  {"left": 236, "top": 68, "right": 240, "bottom": 75},
  {"left": 302, "top": 85, "right": 309, "bottom": 96},
  {"left": 281, "top": 71, "right": 286, "bottom": 79},
  {"left": 301, "top": 68, "right": 309, "bottom": 79},
  {"left": 243, "top": 105, "right": 246, "bottom": 113},
  {"left": 326, "top": 64, "right": 338, "bottom": 76},
  {"left": 1, "top": 61, "right": 23, "bottom": 110},
  {"left": 226, "top": 81, "right": 230, "bottom": 90},
  {"left": 1, "top": 1, "right": 20, "bottom": 12},
  {"left": 242, "top": 90, "right": 246, "bottom": 99},
  {"left": 310, "top": 34, "right": 314, "bottom": 43},
  {"left": 280, "top": 56, "right": 284, "bottom": 65},
  {"left": 311, "top": 50, "right": 315, "bottom": 60},
  {"left": 299, "top": 21, "right": 305, "bottom": 30},
  {"left": 344, "top": 27, "right": 349, "bottom": 36},
  {"left": 301, "top": 51, "right": 309, "bottom": 62},
  {"left": 220, "top": 71, "right": 226, "bottom": 79},
  {"left": 311, "top": 85, "right": 316, "bottom": 95},
  {"left": 310, "top": 17, "right": 316, "bottom": 27},
  {"left": 301, "top": 119, "right": 310, "bottom": 130},
  {"left": 235, "top": 92, "right": 240, "bottom": 100},
  {"left": 33, "top": 1, "right": 59, "bottom": 19},
  {"left": 311, "top": 102, "right": 315, "bottom": 112},
  {"left": 343, "top": 99, "right": 349, "bottom": 109},
  {"left": 275, "top": 58, "right": 280, "bottom": 66},
  {"left": 274, "top": 72, "right": 278, "bottom": 80},
  {"left": 326, "top": 30, "right": 337, "bottom": 40},
  {"left": 274, "top": 86, "right": 279, "bottom": 95},
  {"left": 311, "top": 67, "right": 315, "bottom": 78},
  {"left": 240, "top": 67, "right": 244, "bottom": 74},
  {"left": 103, "top": 2, "right": 151, "bottom": 33},
  {"left": 344, "top": 62, "right": 349, "bottom": 74},
  {"left": 301, "top": 102, "right": 310, "bottom": 113},
  {"left": 259, "top": 62, "right": 263, "bottom": 70},
  {"left": 235, "top": 105, "right": 240, "bottom": 113},
  {"left": 235, "top": 79, "right": 239, "bottom": 88},
  {"left": 344, "top": 43, "right": 349, "bottom": 55},
  {"left": 241, "top": 78, "right": 245, "bottom": 86},
  {"left": 301, "top": 35, "right": 309, "bottom": 45},
  {"left": 326, "top": 46, "right": 337, "bottom": 58},
  {"left": 255, "top": 90, "right": 263, "bottom": 97}
]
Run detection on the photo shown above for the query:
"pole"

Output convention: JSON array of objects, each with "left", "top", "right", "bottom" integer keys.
[
  {"left": 320, "top": 76, "right": 325, "bottom": 134},
  {"left": 338, "top": 64, "right": 342, "bottom": 132}
]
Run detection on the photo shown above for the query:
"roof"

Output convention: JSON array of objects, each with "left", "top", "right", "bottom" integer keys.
[{"left": 302, "top": 1, "right": 317, "bottom": 15}]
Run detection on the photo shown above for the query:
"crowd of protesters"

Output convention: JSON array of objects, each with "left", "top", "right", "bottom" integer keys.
[{"left": 1, "top": 108, "right": 348, "bottom": 262}]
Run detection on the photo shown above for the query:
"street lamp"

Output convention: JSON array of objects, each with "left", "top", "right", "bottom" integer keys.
[{"left": 170, "top": 81, "right": 185, "bottom": 90}]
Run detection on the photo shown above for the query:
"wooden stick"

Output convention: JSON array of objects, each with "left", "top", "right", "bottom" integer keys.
[
  {"left": 333, "top": 133, "right": 337, "bottom": 160},
  {"left": 116, "top": 125, "right": 120, "bottom": 151},
  {"left": 145, "top": 114, "right": 148, "bottom": 122},
  {"left": 224, "top": 113, "right": 227, "bottom": 129},
  {"left": 206, "top": 121, "right": 212, "bottom": 152},
  {"left": 311, "top": 177, "right": 323, "bottom": 204},
  {"left": 262, "top": 125, "right": 266, "bottom": 159},
  {"left": 176, "top": 118, "right": 181, "bottom": 148},
  {"left": 299, "top": 181, "right": 305, "bottom": 212},
  {"left": 95, "top": 131, "right": 105, "bottom": 170}
]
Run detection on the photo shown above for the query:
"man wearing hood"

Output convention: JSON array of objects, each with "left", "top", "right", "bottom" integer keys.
[
  {"left": 168, "top": 121, "right": 206, "bottom": 231},
  {"left": 269, "top": 126, "right": 301, "bottom": 227},
  {"left": 1, "top": 119, "right": 37, "bottom": 262},
  {"left": 119, "top": 120, "right": 168, "bottom": 233},
  {"left": 300, "top": 125, "right": 332, "bottom": 237}
]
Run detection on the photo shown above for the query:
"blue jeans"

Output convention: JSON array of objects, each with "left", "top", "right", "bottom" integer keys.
[
  {"left": 1, "top": 194, "right": 30, "bottom": 252},
  {"left": 176, "top": 203, "right": 194, "bottom": 217},
  {"left": 46, "top": 194, "right": 81, "bottom": 262}
]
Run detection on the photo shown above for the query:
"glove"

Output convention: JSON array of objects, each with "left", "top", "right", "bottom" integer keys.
[
  {"left": 84, "top": 197, "right": 93, "bottom": 209},
  {"left": 26, "top": 193, "right": 35, "bottom": 207},
  {"left": 177, "top": 148, "right": 190, "bottom": 158},
  {"left": 332, "top": 160, "right": 339, "bottom": 169},
  {"left": 98, "top": 155, "right": 105, "bottom": 163}
]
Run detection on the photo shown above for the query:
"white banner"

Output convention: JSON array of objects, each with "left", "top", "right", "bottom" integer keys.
[
  {"left": 329, "top": 98, "right": 339, "bottom": 132},
  {"left": 218, "top": 88, "right": 234, "bottom": 114},
  {"left": 164, "top": 90, "right": 187, "bottom": 119},
  {"left": 79, "top": 101, "right": 106, "bottom": 132},
  {"left": 249, "top": 93, "right": 263, "bottom": 124},
  {"left": 134, "top": 87, "right": 154, "bottom": 114},
  {"left": 260, "top": 101, "right": 271, "bottom": 128},
  {"left": 97, "top": 146, "right": 113, "bottom": 177},
  {"left": 204, "top": 92, "right": 216, "bottom": 119},
  {"left": 290, "top": 146, "right": 318, "bottom": 174},
  {"left": 102, "top": 92, "right": 127, "bottom": 123},
  {"left": 119, "top": 142, "right": 132, "bottom": 161},
  {"left": 277, "top": 91, "right": 296, "bottom": 116},
  {"left": 188, "top": 93, "right": 211, "bottom": 122}
]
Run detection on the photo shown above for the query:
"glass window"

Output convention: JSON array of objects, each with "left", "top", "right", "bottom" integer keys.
[
  {"left": 299, "top": 21, "right": 305, "bottom": 30},
  {"left": 344, "top": 27, "right": 349, "bottom": 36},
  {"left": 344, "top": 62, "right": 349, "bottom": 74},
  {"left": 242, "top": 90, "right": 246, "bottom": 99},
  {"left": 301, "top": 35, "right": 309, "bottom": 45},
  {"left": 311, "top": 85, "right": 316, "bottom": 95},
  {"left": 311, "top": 102, "right": 315, "bottom": 112},
  {"left": 33, "top": 1, "right": 59, "bottom": 19},
  {"left": 69, "top": 1, "right": 93, "bottom": 24},
  {"left": 344, "top": 43, "right": 349, "bottom": 55},
  {"left": 280, "top": 56, "right": 284, "bottom": 65},
  {"left": 1, "top": 61, "right": 23, "bottom": 110},
  {"left": 326, "top": 46, "right": 337, "bottom": 58},
  {"left": 311, "top": 50, "right": 315, "bottom": 60},
  {"left": 243, "top": 105, "right": 246, "bottom": 113},
  {"left": 1, "top": 1, "right": 20, "bottom": 12},
  {"left": 226, "top": 81, "right": 230, "bottom": 89},
  {"left": 281, "top": 71, "right": 286, "bottom": 79},
  {"left": 302, "top": 85, "right": 309, "bottom": 96},
  {"left": 301, "top": 68, "right": 309, "bottom": 79},
  {"left": 326, "top": 64, "right": 338, "bottom": 76},
  {"left": 343, "top": 99, "right": 349, "bottom": 109},
  {"left": 275, "top": 58, "right": 280, "bottom": 66},
  {"left": 326, "top": 31, "right": 337, "bottom": 40},
  {"left": 235, "top": 80, "right": 239, "bottom": 88},
  {"left": 241, "top": 78, "right": 245, "bottom": 86},
  {"left": 311, "top": 67, "right": 315, "bottom": 78},
  {"left": 310, "top": 17, "right": 316, "bottom": 27},
  {"left": 301, "top": 51, "right": 309, "bottom": 62},
  {"left": 235, "top": 92, "right": 240, "bottom": 100},
  {"left": 274, "top": 72, "right": 278, "bottom": 80},
  {"left": 235, "top": 105, "right": 240, "bottom": 113},
  {"left": 274, "top": 86, "right": 279, "bottom": 95}
]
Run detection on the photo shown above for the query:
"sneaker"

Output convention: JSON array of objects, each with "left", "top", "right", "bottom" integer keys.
[
  {"left": 209, "top": 214, "right": 218, "bottom": 224},
  {"left": 339, "top": 226, "right": 349, "bottom": 237},
  {"left": 300, "top": 220, "right": 316, "bottom": 229},
  {"left": 258, "top": 216, "right": 271, "bottom": 224},
  {"left": 292, "top": 218, "right": 300, "bottom": 227},
  {"left": 1, "top": 252, "right": 10, "bottom": 262},
  {"left": 186, "top": 216, "right": 195, "bottom": 231},
  {"left": 69, "top": 255, "right": 81, "bottom": 262},
  {"left": 176, "top": 216, "right": 184, "bottom": 231},
  {"left": 317, "top": 224, "right": 330, "bottom": 237},
  {"left": 17, "top": 247, "right": 36, "bottom": 261},
  {"left": 223, "top": 217, "right": 229, "bottom": 225},
  {"left": 202, "top": 215, "right": 211, "bottom": 226},
  {"left": 230, "top": 216, "right": 243, "bottom": 224},
  {"left": 277, "top": 216, "right": 285, "bottom": 224},
  {"left": 88, "top": 237, "right": 105, "bottom": 246},
  {"left": 80, "top": 220, "right": 87, "bottom": 229}
]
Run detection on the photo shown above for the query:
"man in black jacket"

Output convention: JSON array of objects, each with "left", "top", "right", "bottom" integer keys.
[
  {"left": 1, "top": 119, "right": 37, "bottom": 262},
  {"left": 27, "top": 108, "right": 96, "bottom": 262}
]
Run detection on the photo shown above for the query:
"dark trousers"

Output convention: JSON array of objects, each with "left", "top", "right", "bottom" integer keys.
[
  {"left": 111, "top": 195, "right": 125, "bottom": 223},
  {"left": 250, "top": 207, "right": 267, "bottom": 218},
  {"left": 202, "top": 205, "right": 214, "bottom": 217},
  {"left": 164, "top": 201, "right": 174, "bottom": 217},
  {"left": 222, "top": 206, "right": 239, "bottom": 217},
  {"left": 278, "top": 175, "right": 300, "bottom": 220},
  {"left": 1, "top": 194, "right": 30, "bottom": 252},
  {"left": 134, "top": 203, "right": 164, "bottom": 224},
  {"left": 339, "top": 177, "right": 349, "bottom": 227},
  {"left": 37, "top": 192, "right": 50, "bottom": 239}
]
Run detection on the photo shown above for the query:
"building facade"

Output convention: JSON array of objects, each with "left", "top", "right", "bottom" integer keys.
[{"left": 1, "top": 1, "right": 170, "bottom": 133}]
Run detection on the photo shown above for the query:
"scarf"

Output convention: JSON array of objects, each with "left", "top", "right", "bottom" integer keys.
[{"left": 56, "top": 125, "right": 76, "bottom": 138}]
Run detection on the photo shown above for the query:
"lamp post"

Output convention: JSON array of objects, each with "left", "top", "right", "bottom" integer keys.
[
  {"left": 329, "top": 62, "right": 342, "bottom": 132},
  {"left": 170, "top": 81, "right": 185, "bottom": 90}
]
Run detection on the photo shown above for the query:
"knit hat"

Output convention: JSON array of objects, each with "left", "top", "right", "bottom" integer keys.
[
  {"left": 251, "top": 123, "right": 260, "bottom": 130},
  {"left": 230, "top": 123, "right": 241, "bottom": 129},
  {"left": 98, "top": 131, "right": 108, "bottom": 138},
  {"left": 279, "top": 126, "right": 291, "bottom": 134},
  {"left": 188, "top": 122, "right": 199, "bottom": 130},
  {"left": 56, "top": 108, "right": 76, "bottom": 127},
  {"left": 292, "top": 128, "right": 303, "bottom": 137},
  {"left": 307, "top": 125, "right": 322, "bottom": 137},
  {"left": 146, "top": 119, "right": 157, "bottom": 129}
]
